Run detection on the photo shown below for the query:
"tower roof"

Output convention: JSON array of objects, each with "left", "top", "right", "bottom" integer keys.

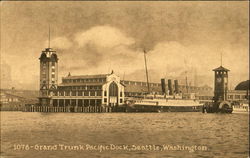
[
  {"left": 39, "top": 48, "right": 58, "bottom": 61},
  {"left": 213, "top": 66, "right": 230, "bottom": 71}
]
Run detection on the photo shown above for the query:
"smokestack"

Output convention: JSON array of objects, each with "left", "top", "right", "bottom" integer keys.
[
  {"left": 174, "top": 80, "right": 179, "bottom": 94},
  {"left": 168, "top": 79, "right": 173, "bottom": 95},
  {"left": 161, "top": 78, "right": 166, "bottom": 94}
]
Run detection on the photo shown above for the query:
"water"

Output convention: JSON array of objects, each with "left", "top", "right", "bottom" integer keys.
[{"left": 1, "top": 112, "right": 249, "bottom": 158}]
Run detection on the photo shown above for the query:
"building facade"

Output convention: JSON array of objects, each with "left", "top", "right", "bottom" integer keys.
[
  {"left": 38, "top": 47, "right": 214, "bottom": 106},
  {"left": 50, "top": 73, "right": 125, "bottom": 107}
]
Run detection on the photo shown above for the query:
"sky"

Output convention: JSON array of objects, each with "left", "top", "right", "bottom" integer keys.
[{"left": 1, "top": 1, "right": 249, "bottom": 90}]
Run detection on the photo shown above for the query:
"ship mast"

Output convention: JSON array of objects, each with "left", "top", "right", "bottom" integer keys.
[
  {"left": 144, "top": 49, "right": 150, "bottom": 93},
  {"left": 185, "top": 71, "right": 189, "bottom": 93},
  {"left": 184, "top": 59, "right": 189, "bottom": 93}
]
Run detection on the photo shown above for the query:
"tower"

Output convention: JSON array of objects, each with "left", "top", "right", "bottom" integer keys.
[
  {"left": 213, "top": 66, "right": 229, "bottom": 102},
  {"left": 39, "top": 48, "right": 58, "bottom": 106}
]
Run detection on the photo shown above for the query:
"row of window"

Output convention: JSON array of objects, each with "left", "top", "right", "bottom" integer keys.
[
  {"left": 103, "top": 91, "right": 123, "bottom": 97},
  {"left": 55, "top": 90, "right": 102, "bottom": 96},
  {"left": 52, "top": 99, "right": 102, "bottom": 106},
  {"left": 216, "top": 71, "right": 228, "bottom": 75},
  {"left": 103, "top": 98, "right": 123, "bottom": 103},
  {"left": 122, "top": 81, "right": 211, "bottom": 91},
  {"left": 122, "top": 81, "right": 160, "bottom": 87},
  {"left": 228, "top": 95, "right": 247, "bottom": 100},
  {"left": 59, "top": 86, "right": 102, "bottom": 90},
  {"left": 54, "top": 90, "right": 123, "bottom": 97},
  {"left": 63, "top": 78, "right": 106, "bottom": 83}
]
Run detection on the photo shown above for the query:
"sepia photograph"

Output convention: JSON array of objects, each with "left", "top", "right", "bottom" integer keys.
[{"left": 0, "top": 1, "right": 249, "bottom": 158}]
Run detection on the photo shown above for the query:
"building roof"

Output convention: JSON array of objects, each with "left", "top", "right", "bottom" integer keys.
[
  {"left": 213, "top": 66, "right": 230, "bottom": 71},
  {"left": 235, "top": 80, "right": 249, "bottom": 90},
  {"left": 63, "top": 74, "right": 110, "bottom": 80}
]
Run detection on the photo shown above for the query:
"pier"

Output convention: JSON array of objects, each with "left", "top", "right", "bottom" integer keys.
[{"left": 22, "top": 105, "right": 125, "bottom": 113}]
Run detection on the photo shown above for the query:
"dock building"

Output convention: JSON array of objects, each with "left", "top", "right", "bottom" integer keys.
[{"left": 38, "top": 47, "right": 214, "bottom": 107}]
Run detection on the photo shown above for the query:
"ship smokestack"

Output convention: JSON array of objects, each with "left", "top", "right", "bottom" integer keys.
[
  {"left": 161, "top": 78, "right": 166, "bottom": 94},
  {"left": 168, "top": 79, "right": 173, "bottom": 95},
  {"left": 174, "top": 80, "right": 179, "bottom": 94}
]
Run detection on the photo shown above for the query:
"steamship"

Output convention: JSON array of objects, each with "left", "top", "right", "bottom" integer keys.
[
  {"left": 123, "top": 50, "right": 203, "bottom": 112},
  {"left": 124, "top": 94, "right": 203, "bottom": 112}
]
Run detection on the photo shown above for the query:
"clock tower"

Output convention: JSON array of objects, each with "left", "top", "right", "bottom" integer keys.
[
  {"left": 39, "top": 47, "right": 58, "bottom": 106},
  {"left": 213, "top": 66, "right": 230, "bottom": 102}
]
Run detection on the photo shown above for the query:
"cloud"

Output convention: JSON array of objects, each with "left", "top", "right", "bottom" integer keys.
[
  {"left": 75, "top": 25, "right": 135, "bottom": 49},
  {"left": 45, "top": 26, "right": 248, "bottom": 88}
]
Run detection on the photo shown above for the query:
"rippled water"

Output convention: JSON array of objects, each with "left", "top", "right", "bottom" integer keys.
[{"left": 1, "top": 112, "right": 249, "bottom": 158}]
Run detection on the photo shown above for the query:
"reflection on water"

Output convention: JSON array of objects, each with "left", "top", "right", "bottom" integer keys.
[{"left": 1, "top": 112, "right": 249, "bottom": 158}]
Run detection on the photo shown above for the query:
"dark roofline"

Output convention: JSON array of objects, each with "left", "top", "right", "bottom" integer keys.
[
  {"left": 58, "top": 82, "right": 106, "bottom": 86},
  {"left": 63, "top": 73, "right": 110, "bottom": 79},
  {"left": 213, "top": 66, "right": 230, "bottom": 71}
]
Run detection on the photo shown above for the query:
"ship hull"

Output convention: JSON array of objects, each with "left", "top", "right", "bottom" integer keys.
[{"left": 124, "top": 105, "right": 202, "bottom": 113}]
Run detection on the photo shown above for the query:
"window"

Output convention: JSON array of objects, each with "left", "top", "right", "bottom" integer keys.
[
  {"left": 72, "top": 91, "right": 76, "bottom": 96},
  {"left": 104, "top": 98, "right": 107, "bottom": 103},
  {"left": 65, "top": 91, "right": 70, "bottom": 96},
  {"left": 120, "top": 92, "right": 122, "bottom": 97},
  {"left": 104, "top": 91, "right": 107, "bottom": 96},
  {"left": 109, "top": 82, "right": 118, "bottom": 97},
  {"left": 78, "top": 91, "right": 82, "bottom": 96},
  {"left": 235, "top": 95, "right": 240, "bottom": 99},
  {"left": 59, "top": 91, "right": 64, "bottom": 96},
  {"left": 96, "top": 91, "right": 102, "bottom": 96},
  {"left": 228, "top": 95, "right": 233, "bottom": 99},
  {"left": 120, "top": 99, "right": 123, "bottom": 103},
  {"left": 90, "top": 91, "right": 95, "bottom": 96},
  {"left": 84, "top": 91, "right": 89, "bottom": 96}
]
